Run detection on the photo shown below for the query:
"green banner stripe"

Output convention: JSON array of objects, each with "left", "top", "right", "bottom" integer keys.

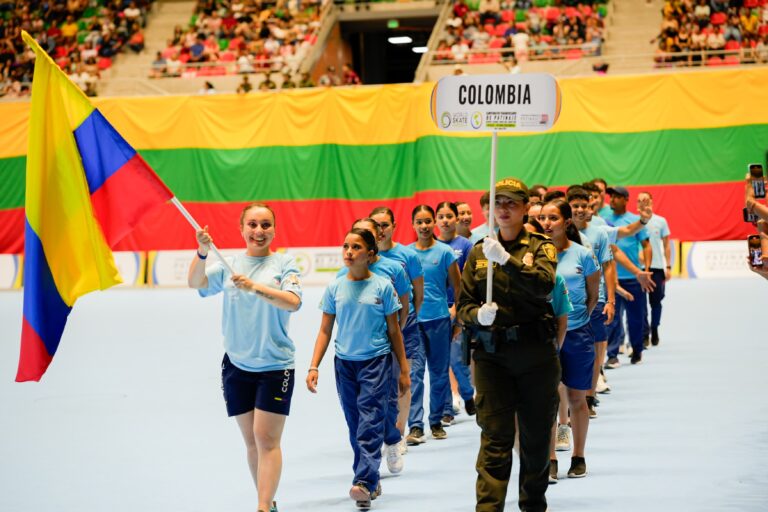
[{"left": 1, "top": 124, "right": 765, "bottom": 208}]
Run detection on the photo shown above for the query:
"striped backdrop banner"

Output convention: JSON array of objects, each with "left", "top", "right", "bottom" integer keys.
[{"left": 1, "top": 67, "right": 766, "bottom": 252}]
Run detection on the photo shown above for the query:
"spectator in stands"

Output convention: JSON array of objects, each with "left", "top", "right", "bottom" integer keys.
[
  {"left": 189, "top": 33, "right": 207, "bottom": 63},
  {"left": 515, "top": 0, "right": 532, "bottom": 9},
  {"left": 454, "top": 0, "right": 470, "bottom": 20},
  {"left": 259, "top": 71, "right": 277, "bottom": 90},
  {"left": 451, "top": 38, "right": 470, "bottom": 62},
  {"left": 504, "top": 55, "right": 521, "bottom": 73},
  {"left": 478, "top": 0, "right": 501, "bottom": 25},
  {"left": 318, "top": 65, "right": 340, "bottom": 86},
  {"left": 707, "top": 23, "right": 726, "bottom": 53},
  {"left": 124, "top": 2, "right": 143, "bottom": 27},
  {"left": 757, "top": 35, "right": 768, "bottom": 63},
  {"left": 530, "top": 33, "right": 552, "bottom": 59},
  {"left": 166, "top": 52, "right": 182, "bottom": 77},
  {"left": 724, "top": 12, "right": 742, "bottom": 43},
  {"left": 150, "top": 51, "right": 167, "bottom": 78},
  {"left": 342, "top": 63, "right": 361, "bottom": 85},
  {"left": 694, "top": 0, "right": 710, "bottom": 26},
  {"left": 237, "top": 49, "right": 255, "bottom": 74},
  {"left": 281, "top": 69, "right": 297, "bottom": 89},
  {"left": 199, "top": 80, "right": 216, "bottom": 94},
  {"left": 299, "top": 71, "right": 315, "bottom": 88},
  {"left": 127, "top": 23, "right": 145, "bottom": 53},
  {"left": 237, "top": 74, "right": 252, "bottom": 94},
  {"left": 435, "top": 40, "right": 454, "bottom": 61},
  {"left": 512, "top": 24, "right": 530, "bottom": 61}
]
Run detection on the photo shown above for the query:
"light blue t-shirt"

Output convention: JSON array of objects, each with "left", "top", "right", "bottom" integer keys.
[
  {"left": 321, "top": 273, "right": 402, "bottom": 361},
  {"left": 337, "top": 256, "right": 411, "bottom": 298},
  {"left": 550, "top": 273, "right": 574, "bottom": 318},
  {"left": 439, "top": 235, "right": 473, "bottom": 307},
  {"left": 645, "top": 214, "right": 670, "bottom": 269},
  {"left": 199, "top": 253, "right": 303, "bottom": 372},
  {"left": 469, "top": 224, "right": 499, "bottom": 244},
  {"left": 603, "top": 211, "right": 650, "bottom": 280},
  {"left": 408, "top": 241, "right": 458, "bottom": 322},
  {"left": 581, "top": 223, "right": 613, "bottom": 303},
  {"left": 590, "top": 215, "right": 607, "bottom": 227},
  {"left": 557, "top": 243, "right": 599, "bottom": 330},
  {"left": 598, "top": 204, "right": 612, "bottom": 218},
  {"left": 379, "top": 243, "right": 423, "bottom": 316}
]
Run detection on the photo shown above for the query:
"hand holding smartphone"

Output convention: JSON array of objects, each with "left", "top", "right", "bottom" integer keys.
[
  {"left": 748, "top": 235, "right": 763, "bottom": 268},
  {"left": 749, "top": 163, "right": 766, "bottom": 199}
]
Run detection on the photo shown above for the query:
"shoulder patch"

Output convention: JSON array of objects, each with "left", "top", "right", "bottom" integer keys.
[
  {"left": 542, "top": 243, "right": 557, "bottom": 262},
  {"left": 476, "top": 259, "right": 489, "bottom": 269}
]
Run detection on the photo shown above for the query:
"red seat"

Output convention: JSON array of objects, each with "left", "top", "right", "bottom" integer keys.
[
  {"left": 760, "top": 25, "right": 768, "bottom": 36},
  {"left": 564, "top": 7, "right": 579, "bottom": 18},
  {"left": 724, "top": 40, "right": 740, "bottom": 50},
  {"left": 489, "top": 38, "right": 505, "bottom": 48},
  {"left": 495, "top": 23, "right": 510, "bottom": 36},
  {"left": 219, "top": 51, "right": 235, "bottom": 62},
  {"left": 484, "top": 23, "right": 495, "bottom": 34},
  {"left": 486, "top": 52, "right": 501, "bottom": 63},
  {"left": 706, "top": 56, "right": 723, "bottom": 66},
  {"left": 468, "top": 53, "right": 485, "bottom": 64},
  {"left": 501, "top": 10, "right": 514, "bottom": 22},
  {"left": 515, "top": 21, "right": 528, "bottom": 30},
  {"left": 97, "top": 57, "right": 112, "bottom": 70},
  {"left": 710, "top": 12, "right": 726, "bottom": 25},
  {"left": 541, "top": 35, "right": 553, "bottom": 43},
  {"left": 565, "top": 48, "right": 582, "bottom": 59},
  {"left": 546, "top": 7, "right": 560, "bottom": 21},
  {"left": 723, "top": 55, "right": 740, "bottom": 65},
  {"left": 744, "top": 0, "right": 757, "bottom": 6}
]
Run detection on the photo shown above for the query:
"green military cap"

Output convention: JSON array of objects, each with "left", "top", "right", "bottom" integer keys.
[{"left": 495, "top": 177, "right": 529, "bottom": 201}]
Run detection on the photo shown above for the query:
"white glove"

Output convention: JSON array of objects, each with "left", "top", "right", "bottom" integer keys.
[
  {"left": 482, "top": 238, "right": 511, "bottom": 265},
  {"left": 477, "top": 303, "right": 498, "bottom": 326}
]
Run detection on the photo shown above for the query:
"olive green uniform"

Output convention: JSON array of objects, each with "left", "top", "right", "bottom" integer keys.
[{"left": 458, "top": 229, "right": 560, "bottom": 512}]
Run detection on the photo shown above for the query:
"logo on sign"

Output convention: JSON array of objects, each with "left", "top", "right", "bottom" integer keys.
[
  {"left": 441, "top": 112, "right": 451, "bottom": 129},
  {"left": 486, "top": 112, "right": 517, "bottom": 129},
  {"left": 470, "top": 111, "right": 483, "bottom": 129}
]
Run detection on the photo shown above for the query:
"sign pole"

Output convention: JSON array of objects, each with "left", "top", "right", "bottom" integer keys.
[{"left": 486, "top": 130, "right": 498, "bottom": 305}]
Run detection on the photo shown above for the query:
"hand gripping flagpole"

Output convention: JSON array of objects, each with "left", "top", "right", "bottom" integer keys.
[{"left": 170, "top": 197, "right": 237, "bottom": 275}]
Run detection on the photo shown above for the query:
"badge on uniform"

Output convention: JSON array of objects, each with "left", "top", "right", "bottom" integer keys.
[
  {"left": 542, "top": 244, "right": 557, "bottom": 262},
  {"left": 522, "top": 252, "right": 534, "bottom": 266}
]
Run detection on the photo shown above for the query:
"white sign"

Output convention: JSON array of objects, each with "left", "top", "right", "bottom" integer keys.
[
  {"left": 0, "top": 254, "right": 21, "bottom": 289},
  {"left": 431, "top": 73, "right": 561, "bottom": 132},
  {"left": 113, "top": 252, "right": 144, "bottom": 287},
  {"left": 685, "top": 241, "right": 754, "bottom": 279}
]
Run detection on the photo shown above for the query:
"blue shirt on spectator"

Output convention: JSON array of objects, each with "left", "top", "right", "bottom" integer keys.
[{"left": 645, "top": 215, "right": 670, "bottom": 269}]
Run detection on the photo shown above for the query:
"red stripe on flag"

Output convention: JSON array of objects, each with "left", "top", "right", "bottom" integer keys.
[
  {"left": 89, "top": 154, "right": 173, "bottom": 248},
  {"left": 16, "top": 317, "right": 54, "bottom": 382}
]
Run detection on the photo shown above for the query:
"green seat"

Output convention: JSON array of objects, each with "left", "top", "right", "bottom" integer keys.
[
  {"left": 218, "top": 38, "right": 228, "bottom": 51},
  {"left": 77, "top": 32, "right": 87, "bottom": 44},
  {"left": 82, "top": 6, "right": 97, "bottom": 18},
  {"left": 515, "top": 9, "right": 526, "bottom": 22},
  {"left": 597, "top": 5, "right": 607, "bottom": 17},
  {"left": 534, "top": 0, "right": 550, "bottom": 7},
  {"left": 189, "top": 14, "right": 198, "bottom": 27},
  {"left": 467, "top": 0, "right": 480, "bottom": 11}
]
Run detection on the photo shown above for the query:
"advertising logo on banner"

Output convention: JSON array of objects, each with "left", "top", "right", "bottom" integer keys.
[
  {"left": 682, "top": 241, "right": 755, "bottom": 279},
  {"left": 430, "top": 73, "right": 562, "bottom": 133},
  {"left": 0, "top": 254, "right": 22, "bottom": 289}
]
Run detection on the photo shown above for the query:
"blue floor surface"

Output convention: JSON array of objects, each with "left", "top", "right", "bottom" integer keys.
[{"left": 1, "top": 278, "right": 766, "bottom": 511}]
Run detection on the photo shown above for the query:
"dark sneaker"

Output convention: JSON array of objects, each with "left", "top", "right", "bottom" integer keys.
[
  {"left": 441, "top": 414, "right": 455, "bottom": 427},
  {"left": 371, "top": 482, "right": 382, "bottom": 500},
  {"left": 605, "top": 357, "right": 620, "bottom": 369},
  {"left": 651, "top": 327, "right": 660, "bottom": 346},
  {"left": 630, "top": 351, "right": 643, "bottom": 365},
  {"left": 406, "top": 426, "right": 426, "bottom": 445},
  {"left": 464, "top": 397, "right": 477, "bottom": 416},
  {"left": 350, "top": 482, "right": 372, "bottom": 509},
  {"left": 567, "top": 456, "right": 587, "bottom": 478},
  {"left": 270, "top": 502, "right": 278, "bottom": 512},
  {"left": 548, "top": 459, "right": 558, "bottom": 484},
  {"left": 430, "top": 423, "right": 447, "bottom": 440},
  {"left": 586, "top": 396, "right": 598, "bottom": 419}
]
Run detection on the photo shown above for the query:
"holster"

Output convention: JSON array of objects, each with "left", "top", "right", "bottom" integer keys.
[{"left": 460, "top": 325, "right": 494, "bottom": 365}]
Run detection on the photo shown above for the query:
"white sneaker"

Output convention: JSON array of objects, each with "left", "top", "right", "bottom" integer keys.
[
  {"left": 384, "top": 443, "right": 403, "bottom": 474},
  {"left": 398, "top": 437, "right": 408, "bottom": 455},
  {"left": 452, "top": 394, "right": 461, "bottom": 415},
  {"left": 596, "top": 374, "right": 611, "bottom": 394},
  {"left": 555, "top": 424, "right": 572, "bottom": 452}
]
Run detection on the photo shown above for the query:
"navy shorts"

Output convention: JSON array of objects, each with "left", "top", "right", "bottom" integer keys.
[
  {"left": 589, "top": 302, "right": 607, "bottom": 342},
  {"left": 221, "top": 354, "right": 295, "bottom": 417},
  {"left": 559, "top": 323, "right": 596, "bottom": 391}
]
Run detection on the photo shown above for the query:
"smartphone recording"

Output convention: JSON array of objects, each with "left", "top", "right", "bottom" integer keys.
[
  {"left": 749, "top": 163, "right": 766, "bottom": 198},
  {"left": 748, "top": 235, "right": 763, "bottom": 268}
]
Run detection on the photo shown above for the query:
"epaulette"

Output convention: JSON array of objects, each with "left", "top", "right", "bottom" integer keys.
[{"left": 529, "top": 231, "right": 552, "bottom": 241}]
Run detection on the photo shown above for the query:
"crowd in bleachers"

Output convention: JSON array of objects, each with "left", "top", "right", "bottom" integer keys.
[
  {"left": 653, "top": 0, "right": 768, "bottom": 67},
  {"left": 150, "top": 0, "right": 325, "bottom": 81},
  {"left": 435, "top": 0, "right": 609, "bottom": 65},
  {"left": 0, "top": 0, "right": 154, "bottom": 98}
]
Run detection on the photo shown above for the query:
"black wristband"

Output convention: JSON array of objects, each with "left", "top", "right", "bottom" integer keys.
[
  {"left": 197, "top": 251, "right": 208, "bottom": 260},
  {"left": 639, "top": 218, "right": 649, "bottom": 225}
]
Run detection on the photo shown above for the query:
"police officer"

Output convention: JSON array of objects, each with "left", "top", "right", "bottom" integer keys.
[{"left": 457, "top": 178, "right": 560, "bottom": 512}]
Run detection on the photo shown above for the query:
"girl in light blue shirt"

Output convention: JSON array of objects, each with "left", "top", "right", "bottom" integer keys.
[{"left": 307, "top": 228, "right": 409, "bottom": 509}]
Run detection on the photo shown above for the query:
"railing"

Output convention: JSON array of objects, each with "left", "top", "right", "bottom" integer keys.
[{"left": 426, "top": 42, "right": 604, "bottom": 66}]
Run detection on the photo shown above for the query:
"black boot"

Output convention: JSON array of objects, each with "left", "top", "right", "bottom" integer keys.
[{"left": 651, "top": 327, "right": 660, "bottom": 346}]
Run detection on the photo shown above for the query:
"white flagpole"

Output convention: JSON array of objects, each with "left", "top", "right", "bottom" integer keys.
[
  {"left": 486, "top": 131, "right": 498, "bottom": 305},
  {"left": 170, "top": 197, "right": 236, "bottom": 275}
]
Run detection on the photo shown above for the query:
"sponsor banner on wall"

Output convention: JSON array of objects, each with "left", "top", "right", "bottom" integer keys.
[
  {"left": 149, "top": 248, "right": 343, "bottom": 287},
  {"left": 113, "top": 252, "right": 146, "bottom": 287},
  {"left": 681, "top": 241, "right": 754, "bottom": 279},
  {"left": 149, "top": 249, "right": 243, "bottom": 287},
  {"left": 0, "top": 254, "right": 22, "bottom": 289}
]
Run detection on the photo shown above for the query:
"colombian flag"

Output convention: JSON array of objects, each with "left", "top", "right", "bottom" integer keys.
[{"left": 17, "top": 31, "right": 173, "bottom": 382}]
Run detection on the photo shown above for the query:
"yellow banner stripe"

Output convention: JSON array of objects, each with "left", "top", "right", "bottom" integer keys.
[{"left": 2, "top": 67, "right": 767, "bottom": 158}]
